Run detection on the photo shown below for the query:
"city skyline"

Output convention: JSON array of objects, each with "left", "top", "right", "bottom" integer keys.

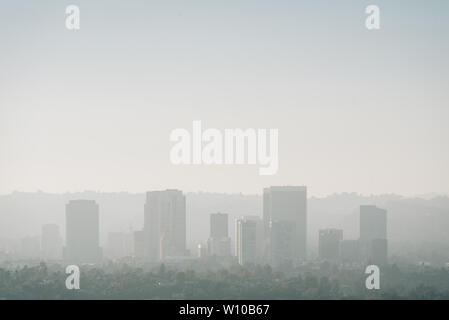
[
  {"left": 2, "top": 187, "right": 448, "bottom": 248},
  {"left": 2, "top": 186, "right": 390, "bottom": 267},
  {"left": 0, "top": 0, "right": 448, "bottom": 302},
  {"left": 1, "top": 185, "right": 448, "bottom": 301}
]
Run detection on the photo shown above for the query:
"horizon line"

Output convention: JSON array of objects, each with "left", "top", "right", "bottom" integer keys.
[{"left": 1, "top": 190, "right": 448, "bottom": 200}]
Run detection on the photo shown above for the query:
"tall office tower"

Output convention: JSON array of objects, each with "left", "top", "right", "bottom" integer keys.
[
  {"left": 64, "top": 200, "right": 102, "bottom": 263},
  {"left": 236, "top": 216, "right": 264, "bottom": 265},
  {"left": 359, "top": 205, "right": 388, "bottom": 264},
  {"left": 340, "top": 240, "right": 360, "bottom": 264},
  {"left": 41, "top": 224, "right": 63, "bottom": 260},
  {"left": 263, "top": 186, "right": 307, "bottom": 264},
  {"left": 369, "top": 238, "right": 388, "bottom": 266},
  {"left": 133, "top": 230, "right": 145, "bottom": 258},
  {"left": 359, "top": 205, "right": 387, "bottom": 242},
  {"left": 210, "top": 212, "right": 228, "bottom": 238},
  {"left": 144, "top": 190, "right": 186, "bottom": 262},
  {"left": 207, "top": 212, "right": 231, "bottom": 257},
  {"left": 269, "top": 220, "right": 295, "bottom": 266},
  {"left": 318, "top": 229, "right": 343, "bottom": 261}
]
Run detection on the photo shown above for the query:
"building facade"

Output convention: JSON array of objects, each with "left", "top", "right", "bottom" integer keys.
[
  {"left": 144, "top": 190, "right": 186, "bottom": 262},
  {"left": 236, "top": 216, "right": 264, "bottom": 265},
  {"left": 264, "top": 186, "right": 307, "bottom": 264},
  {"left": 318, "top": 228, "right": 343, "bottom": 261},
  {"left": 64, "top": 200, "right": 102, "bottom": 263},
  {"left": 208, "top": 212, "right": 231, "bottom": 257},
  {"left": 359, "top": 205, "right": 388, "bottom": 264}
]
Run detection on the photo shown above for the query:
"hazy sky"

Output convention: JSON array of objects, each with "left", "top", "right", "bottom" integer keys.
[{"left": 1, "top": 0, "right": 448, "bottom": 196}]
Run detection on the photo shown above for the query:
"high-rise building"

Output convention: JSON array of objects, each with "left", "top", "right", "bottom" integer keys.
[
  {"left": 236, "top": 216, "right": 264, "bottom": 265},
  {"left": 207, "top": 212, "right": 231, "bottom": 257},
  {"left": 64, "top": 200, "right": 102, "bottom": 263},
  {"left": 359, "top": 205, "right": 388, "bottom": 264},
  {"left": 144, "top": 190, "right": 186, "bottom": 262},
  {"left": 318, "top": 229, "right": 343, "bottom": 261},
  {"left": 269, "top": 220, "right": 295, "bottom": 266},
  {"left": 369, "top": 238, "right": 388, "bottom": 266},
  {"left": 360, "top": 205, "right": 387, "bottom": 242},
  {"left": 41, "top": 224, "right": 62, "bottom": 260},
  {"left": 210, "top": 212, "right": 228, "bottom": 239},
  {"left": 263, "top": 186, "right": 307, "bottom": 264}
]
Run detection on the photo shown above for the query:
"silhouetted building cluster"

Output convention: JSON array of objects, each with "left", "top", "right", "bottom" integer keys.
[
  {"left": 39, "top": 186, "right": 388, "bottom": 267},
  {"left": 317, "top": 205, "right": 388, "bottom": 266}
]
